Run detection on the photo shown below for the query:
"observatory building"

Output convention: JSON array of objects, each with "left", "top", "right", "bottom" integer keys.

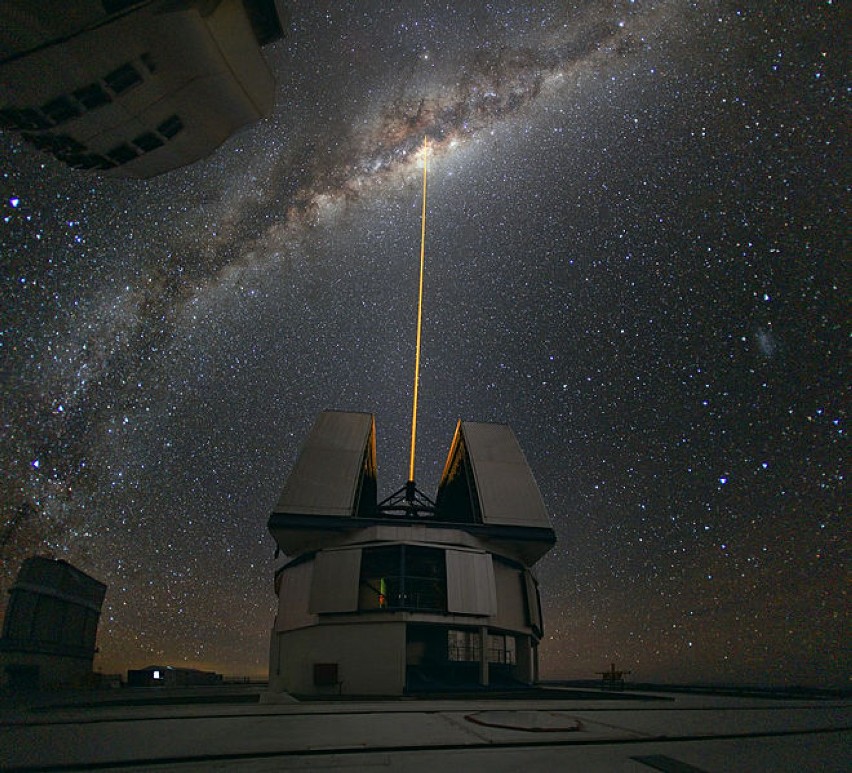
[
  {"left": 0, "top": 557, "right": 106, "bottom": 690},
  {"left": 266, "top": 411, "right": 556, "bottom": 697},
  {"left": 0, "top": 0, "right": 288, "bottom": 177}
]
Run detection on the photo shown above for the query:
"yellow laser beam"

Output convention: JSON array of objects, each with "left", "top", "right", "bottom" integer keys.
[{"left": 408, "top": 137, "right": 429, "bottom": 484}]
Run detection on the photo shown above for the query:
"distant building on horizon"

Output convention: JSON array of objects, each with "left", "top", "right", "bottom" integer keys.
[
  {"left": 0, "top": 556, "right": 106, "bottom": 690},
  {"left": 265, "top": 411, "right": 556, "bottom": 697},
  {"left": 0, "top": 0, "right": 289, "bottom": 178},
  {"left": 127, "top": 665, "right": 223, "bottom": 687}
]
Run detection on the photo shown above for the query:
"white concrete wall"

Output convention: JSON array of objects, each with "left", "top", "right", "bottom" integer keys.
[{"left": 271, "top": 621, "right": 406, "bottom": 696}]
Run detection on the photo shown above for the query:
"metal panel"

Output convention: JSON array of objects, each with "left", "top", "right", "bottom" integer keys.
[
  {"left": 524, "top": 570, "right": 543, "bottom": 634},
  {"left": 308, "top": 549, "right": 362, "bottom": 613},
  {"left": 446, "top": 549, "right": 497, "bottom": 616},
  {"left": 276, "top": 560, "right": 317, "bottom": 631},
  {"left": 275, "top": 411, "right": 375, "bottom": 517},
  {"left": 493, "top": 561, "right": 527, "bottom": 631},
  {"left": 460, "top": 422, "right": 551, "bottom": 528}
]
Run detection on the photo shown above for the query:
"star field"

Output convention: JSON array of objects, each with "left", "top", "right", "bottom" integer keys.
[{"left": 1, "top": 1, "right": 846, "bottom": 685}]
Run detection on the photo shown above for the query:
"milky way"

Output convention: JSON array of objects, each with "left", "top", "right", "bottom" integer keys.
[
  {"left": 5, "top": 0, "right": 663, "bottom": 517},
  {"left": 203, "top": 1, "right": 666, "bottom": 270},
  {"left": 1, "top": 1, "right": 846, "bottom": 685}
]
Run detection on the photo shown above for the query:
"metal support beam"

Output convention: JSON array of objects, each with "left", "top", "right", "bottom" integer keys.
[{"left": 479, "top": 626, "right": 489, "bottom": 687}]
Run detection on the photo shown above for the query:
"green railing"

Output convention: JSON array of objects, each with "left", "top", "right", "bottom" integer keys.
[{"left": 360, "top": 576, "right": 445, "bottom": 612}]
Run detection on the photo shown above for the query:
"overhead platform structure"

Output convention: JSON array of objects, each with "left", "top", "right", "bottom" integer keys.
[
  {"left": 268, "top": 413, "right": 555, "bottom": 562},
  {"left": 266, "top": 411, "right": 556, "bottom": 697},
  {"left": 0, "top": 0, "right": 290, "bottom": 178}
]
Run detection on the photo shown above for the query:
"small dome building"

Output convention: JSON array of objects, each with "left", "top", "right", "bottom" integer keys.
[{"left": 266, "top": 411, "right": 556, "bottom": 697}]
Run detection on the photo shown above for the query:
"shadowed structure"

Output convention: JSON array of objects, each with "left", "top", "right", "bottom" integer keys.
[
  {"left": 0, "top": 556, "right": 106, "bottom": 689},
  {"left": 0, "top": 0, "right": 289, "bottom": 177}
]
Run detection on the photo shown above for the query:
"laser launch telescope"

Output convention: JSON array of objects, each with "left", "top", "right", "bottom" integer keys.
[{"left": 264, "top": 139, "right": 556, "bottom": 698}]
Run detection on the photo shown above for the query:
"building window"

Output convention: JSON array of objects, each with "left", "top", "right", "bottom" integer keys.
[
  {"left": 358, "top": 545, "right": 446, "bottom": 612},
  {"left": 488, "top": 634, "right": 516, "bottom": 665},
  {"left": 132, "top": 132, "right": 164, "bottom": 152},
  {"left": 28, "top": 133, "right": 86, "bottom": 161},
  {"left": 104, "top": 63, "right": 142, "bottom": 95},
  {"left": 448, "top": 629, "right": 481, "bottom": 662},
  {"left": 2, "top": 54, "right": 153, "bottom": 138},
  {"left": 107, "top": 143, "right": 138, "bottom": 164},
  {"left": 448, "top": 630, "right": 516, "bottom": 664},
  {"left": 313, "top": 663, "right": 339, "bottom": 687},
  {"left": 156, "top": 115, "right": 183, "bottom": 139},
  {"left": 66, "top": 153, "right": 115, "bottom": 171},
  {"left": 18, "top": 110, "right": 182, "bottom": 170},
  {"left": 41, "top": 96, "right": 81, "bottom": 124},
  {"left": 73, "top": 83, "right": 112, "bottom": 110},
  {"left": 0, "top": 107, "right": 51, "bottom": 131}
]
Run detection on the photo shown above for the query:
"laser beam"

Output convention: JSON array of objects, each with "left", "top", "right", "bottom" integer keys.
[{"left": 408, "top": 137, "right": 429, "bottom": 489}]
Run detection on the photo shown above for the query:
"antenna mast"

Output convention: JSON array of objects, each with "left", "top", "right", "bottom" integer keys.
[{"left": 407, "top": 136, "right": 429, "bottom": 501}]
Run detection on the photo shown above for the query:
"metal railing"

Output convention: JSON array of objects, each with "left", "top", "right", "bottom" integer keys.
[
  {"left": 448, "top": 645, "right": 517, "bottom": 665},
  {"left": 359, "top": 576, "right": 445, "bottom": 612}
]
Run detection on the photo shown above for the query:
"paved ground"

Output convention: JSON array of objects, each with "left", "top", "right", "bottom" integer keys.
[{"left": 0, "top": 687, "right": 848, "bottom": 771}]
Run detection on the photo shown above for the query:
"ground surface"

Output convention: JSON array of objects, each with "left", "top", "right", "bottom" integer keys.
[{"left": 0, "top": 685, "right": 848, "bottom": 771}]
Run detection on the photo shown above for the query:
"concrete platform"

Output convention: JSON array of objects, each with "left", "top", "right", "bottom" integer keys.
[{"left": 0, "top": 686, "right": 848, "bottom": 771}]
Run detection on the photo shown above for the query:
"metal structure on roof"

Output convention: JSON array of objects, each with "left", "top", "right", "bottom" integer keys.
[
  {"left": 268, "top": 410, "right": 556, "bottom": 563},
  {"left": 273, "top": 411, "right": 376, "bottom": 519},
  {"left": 436, "top": 420, "right": 552, "bottom": 530},
  {"left": 269, "top": 411, "right": 554, "bottom": 531}
]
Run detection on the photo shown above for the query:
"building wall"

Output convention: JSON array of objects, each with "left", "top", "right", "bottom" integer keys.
[
  {"left": 270, "top": 622, "right": 406, "bottom": 696},
  {"left": 126, "top": 667, "right": 222, "bottom": 687},
  {"left": 446, "top": 549, "right": 497, "bottom": 615},
  {"left": 276, "top": 538, "right": 533, "bottom": 624},
  {"left": 0, "top": 557, "right": 106, "bottom": 689},
  {"left": 0, "top": 651, "right": 94, "bottom": 689},
  {"left": 2, "top": 588, "right": 100, "bottom": 655}
]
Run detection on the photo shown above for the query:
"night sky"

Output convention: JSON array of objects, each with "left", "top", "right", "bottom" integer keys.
[{"left": 1, "top": 1, "right": 846, "bottom": 686}]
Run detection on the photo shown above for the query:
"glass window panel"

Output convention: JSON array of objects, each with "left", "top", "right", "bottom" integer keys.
[
  {"left": 107, "top": 143, "right": 138, "bottom": 164},
  {"left": 157, "top": 114, "right": 183, "bottom": 139},
  {"left": 133, "top": 132, "right": 164, "bottom": 152},
  {"left": 105, "top": 63, "right": 142, "bottom": 94},
  {"left": 41, "top": 96, "right": 81, "bottom": 124},
  {"left": 74, "top": 83, "right": 112, "bottom": 110},
  {"left": 505, "top": 636, "right": 516, "bottom": 665},
  {"left": 358, "top": 546, "right": 446, "bottom": 612}
]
